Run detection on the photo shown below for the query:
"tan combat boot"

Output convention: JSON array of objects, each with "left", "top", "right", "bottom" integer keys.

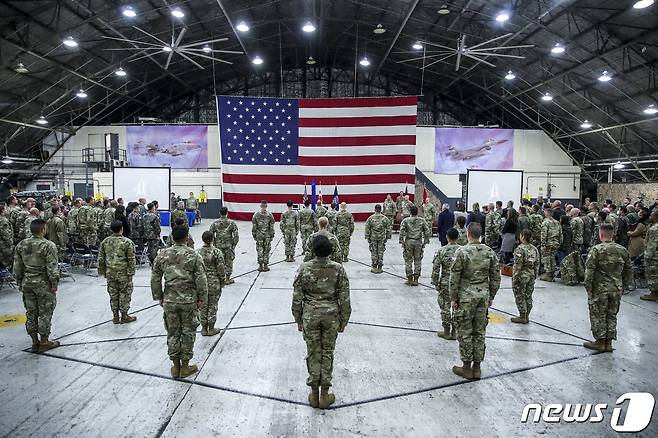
[
  {"left": 511, "top": 313, "right": 528, "bottom": 324},
  {"left": 437, "top": 324, "right": 451, "bottom": 339},
  {"left": 452, "top": 361, "right": 473, "bottom": 380},
  {"left": 319, "top": 387, "right": 336, "bottom": 409},
  {"left": 38, "top": 336, "right": 60, "bottom": 352},
  {"left": 472, "top": 362, "right": 481, "bottom": 379},
  {"left": 206, "top": 323, "right": 220, "bottom": 336},
  {"left": 405, "top": 276, "right": 413, "bottom": 285},
  {"left": 179, "top": 360, "right": 199, "bottom": 378},
  {"left": 30, "top": 334, "right": 40, "bottom": 353},
  {"left": 112, "top": 311, "right": 120, "bottom": 325},
  {"left": 171, "top": 358, "right": 181, "bottom": 378},
  {"left": 201, "top": 324, "right": 208, "bottom": 336},
  {"left": 257, "top": 263, "right": 263, "bottom": 272},
  {"left": 605, "top": 339, "right": 614, "bottom": 353},
  {"left": 449, "top": 325, "right": 456, "bottom": 340},
  {"left": 308, "top": 386, "right": 320, "bottom": 408},
  {"left": 583, "top": 339, "right": 606, "bottom": 352},
  {"left": 412, "top": 275, "right": 419, "bottom": 286},
  {"left": 263, "top": 263, "right": 270, "bottom": 272},
  {"left": 121, "top": 312, "right": 137, "bottom": 323},
  {"left": 377, "top": 265, "right": 384, "bottom": 274},
  {"left": 225, "top": 277, "right": 235, "bottom": 285},
  {"left": 640, "top": 291, "right": 658, "bottom": 301}
]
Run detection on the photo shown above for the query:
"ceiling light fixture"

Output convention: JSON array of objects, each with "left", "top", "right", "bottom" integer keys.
[
  {"left": 302, "top": 22, "right": 316, "bottom": 33},
  {"left": 643, "top": 104, "right": 658, "bottom": 115},
  {"left": 36, "top": 115, "right": 48, "bottom": 125},
  {"left": 580, "top": 120, "right": 592, "bottom": 129},
  {"left": 633, "top": 0, "right": 655, "bottom": 9},
  {"left": 359, "top": 56, "right": 370, "bottom": 67},
  {"left": 306, "top": 56, "right": 316, "bottom": 65},
  {"left": 551, "top": 43, "right": 565, "bottom": 54},
  {"left": 541, "top": 92, "right": 554, "bottom": 102},
  {"left": 504, "top": 70, "right": 516, "bottom": 80},
  {"left": 162, "top": 45, "right": 173, "bottom": 52},
  {"left": 373, "top": 24, "right": 386, "bottom": 34},
  {"left": 437, "top": 5, "right": 450, "bottom": 15},
  {"left": 613, "top": 161, "right": 625, "bottom": 169},
  {"left": 63, "top": 36, "right": 78, "bottom": 47},
  {"left": 171, "top": 7, "right": 184, "bottom": 18},
  {"left": 122, "top": 6, "right": 137, "bottom": 17},
  {"left": 14, "top": 62, "right": 29, "bottom": 74},
  {"left": 598, "top": 70, "right": 612, "bottom": 82},
  {"left": 495, "top": 12, "right": 510, "bottom": 22},
  {"left": 1, "top": 158, "right": 14, "bottom": 165},
  {"left": 114, "top": 67, "right": 127, "bottom": 77},
  {"left": 202, "top": 45, "right": 212, "bottom": 53},
  {"left": 252, "top": 56, "right": 263, "bottom": 65},
  {"left": 236, "top": 21, "right": 250, "bottom": 32},
  {"left": 412, "top": 41, "right": 423, "bottom": 50},
  {"left": 76, "top": 89, "right": 88, "bottom": 98}
]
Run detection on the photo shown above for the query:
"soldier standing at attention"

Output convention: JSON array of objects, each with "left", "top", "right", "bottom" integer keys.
[
  {"left": 197, "top": 231, "right": 225, "bottom": 336},
  {"left": 455, "top": 215, "right": 467, "bottom": 245},
  {"left": 143, "top": 203, "right": 162, "bottom": 265},
  {"left": 449, "top": 223, "right": 500, "bottom": 380},
  {"left": 252, "top": 200, "right": 275, "bottom": 272},
  {"left": 484, "top": 203, "right": 502, "bottom": 248},
  {"left": 399, "top": 205, "right": 431, "bottom": 286},
  {"left": 569, "top": 208, "right": 584, "bottom": 255},
  {"left": 209, "top": 207, "right": 239, "bottom": 284},
  {"left": 102, "top": 200, "right": 117, "bottom": 241},
  {"left": 395, "top": 191, "right": 405, "bottom": 215},
  {"left": 186, "top": 192, "right": 199, "bottom": 224},
  {"left": 152, "top": 225, "right": 208, "bottom": 378},
  {"left": 540, "top": 208, "right": 562, "bottom": 282},
  {"left": 383, "top": 194, "right": 396, "bottom": 229},
  {"left": 335, "top": 203, "right": 355, "bottom": 262},
  {"left": 167, "top": 217, "right": 195, "bottom": 248},
  {"left": 98, "top": 221, "right": 137, "bottom": 324},
  {"left": 401, "top": 195, "right": 412, "bottom": 220},
  {"left": 128, "top": 204, "right": 144, "bottom": 246},
  {"left": 299, "top": 200, "right": 317, "bottom": 254},
  {"left": 280, "top": 201, "right": 300, "bottom": 262},
  {"left": 292, "top": 235, "right": 351, "bottom": 409},
  {"left": 511, "top": 229, "right": 540, "bottom": 324},
  {"left": 326, "top": 203, "right": 338, "bottom": 234},
  {"left": 46, "top": 206, "right": 67, "bottom": 259},
  {"left": 364, "top": 204, "right": 391, "bottom": 273},
  {"left": 77, "top": 197, "right": 98, "bottom": 246},
  {"left": 0, "top": 205, "right": 14, "bottom": 269},
  {"left": 305, "top": 217, "right": 342, "bottom": 263},
  {"left": 583, "top": 223, "right": 631, "bottom": 352},
  {"left": 171, "top": 201, "right": 189, "bottom": 227},
  {"left": 640, "top": 209, "right": 658, "bottom": 301},
  {"left": 423, "top": 199, "right": 437, "bottom": 237},
  {"left": 518, "top": 206, "right": 530, "bottom": 235},
  {"left": 431, "top": 228, "right": 460, "bottom": 340},
  {"left": 529, "top": 204, "right": 544, "bottom": 249},
  {"left": 12, "top": 198, "right": 34, "bottom": 244},
  {"left": 315, "top": 199, "right": 328, "bottom": 219},
  {"left": 14, "top": 219, "right": 60, "bottom": 352},
  {"left": 22, "top": 208, "right": 40, "bottom": 240}
]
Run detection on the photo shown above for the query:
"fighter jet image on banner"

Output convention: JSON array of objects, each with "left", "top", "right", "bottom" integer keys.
[
  {"left": 126, "top": 125, "right": 208, "bottom": 169},
  {"left": 434, "top": 127, "right": 514, "bottom": 174},
  {"left": 445, "top": 138, "right": 509, "bottom": 161}
]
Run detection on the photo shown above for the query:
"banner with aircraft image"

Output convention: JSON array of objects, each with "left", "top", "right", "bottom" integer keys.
[
  {"left": 434, "top": 127, "right": 514, "bottom": 174},
  {"left": 126, "top": 125, "right": 208, "bottom": 168}
]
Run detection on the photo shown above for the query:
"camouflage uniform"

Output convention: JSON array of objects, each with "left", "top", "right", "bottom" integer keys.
[
  {"left": 102, "top": 206, "right": 116, "bottom": 241},
  {"left": 170, "top": 208, "right": 189, "bottom": 227},
  {"left": 128, "top": 209, "right": 144, "bottom": 246},
  {"left": 0, "top": 215, "right": 14, "bottom": 268},
  {"left": 299, "top": 207, "right": 318, "bottom": 253},
  {"left": 449, "top": 243, "right": 500, "bottom": 363},
  {"left": 571, "top": 216, "right": 584, "bottom": 255},
  {"left": 584, "top": 242, "right": 631, "bottom": 341},
  {"left": 364, "top": 212, "right": 391, "bottom": 269},
  {"left": 540, "top": 217, "right": 562, "bottom": 281},
  {"left": 46, "top": 214, "right": 67, "bottom": 258},
  {"left": 512, "top": 243, "right": 540, "bottom": 317},
  {"left": 484, "top": 211, "right": 502, "bottom": 247},
  {"left": 518, "top": 214, "right": 530, "bottom": 235},
  {"left": 395, "top": 195, "right": 405, "bottom": 215},
  {"left": 326, "top": 208, "right": 337, "bottom": 234},
  {"left": 209, "top": 217, "right": 239, "bottom": 281},
  {"left": 400, "top": 199, "right": 412, "bottom": 220},
  {"left": 280, "top": 209, "right": 300, "bottom": 259},
  {"left": 143, "top": 212, "right": 162, "bottom": 264},
  {"left": 10, "top": 208, "right": 28, "bottom": 244},
  {"left": 167, "top": 229, "right": 195, "bottom": 249},
  {"left": 14, "top": 236, "right": 59, "bottom": 337},
  {"left": 560, "top": 252, "right": 584, "bottom": 286},
  {"left": 93, "top": 206, "right": 104, "bottom": 240},
  {"left": 399, "top": 216, "right": 430, "bottom": 281},
  {"left": 292, "top": 256, "right": 351, "bottom": 389},
  {"left": 529, "top": 212, "right": 543, "bottom": 248},
  {"left": 22, "top": 215, "right": 38, "bottom": 240},
  {"left": 645, "top": 223, "right": 658, "bottom": 295},
  {"left": 315, "top": 204, "right": 328, "bottom": 219},
  {"left": 151, "top": 243, "right": 208, "bottom": 361},
  {"left": 197, "top": 244, "right": 225, "bottom": 328},
  {"left": 431, "top": 243, "right": 460, "bottom": 331},
  {"left": 98, "top": 235, "right": 136, "bottom": 315},
  {"left": 383, "top": 199, "right": 396, "bottom": 227},
  {"left": 252, "top": 210, "right": 275, "bottom": 266},
  {"left": 455, "top": 225, "right": 467, "bottom": 245},
  {"left": 334, "top": 210, "right": 355, "bottom": 261},
  {"left": 304, "top": 230, "right": 342, "bottom": 264},
  {"left": 77, "top": 204, "right": 98, "bottom": 246},
  {"left": 67, "top": 206, "right": 80, "bottom": 244},
  {"left": 582, "top": 213, "right": 594, "bottom": 251},
  {"left": 423, "top": 203, "right": 437, "bottom": 236}
]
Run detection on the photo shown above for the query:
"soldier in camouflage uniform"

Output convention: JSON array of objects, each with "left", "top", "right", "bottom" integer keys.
[
  {"left": 400, "top": 195, "right": 412, "bottom": 220},
  {"left": 334, "top": 203, "right": 355, "bottom": 262},
  {"left": 326, "top": 203, "right": 338, "bottom": 234},
  {"left": 66, "top": 199, "right": 81, "bottom": 244},
  {"left": 455, "top": 215, "right": 467, "bottom": 245},
  {"left": 640, "top": 209, "right": 658, "bottom": 302},
  {"left": 449, "top": 223, "right": 500, "bottom": 380},
  {"left": 77, "top": 197, "right": 98, "bottom": 246},
  {"left": 315, "top": 199, "right": 328, "bottom": 219},
  {"left": 98, "top": 220, "right": 137, "bottom": 324},
  {"left": 12, "top": 198, "right": 34, "bottom": 244},
  {"left": 399, "top": 205, "right": 431, "bottom": 286},
  {"left": 299, "top": 200, "right": 318, "bottom": 253},
  {"left": 186, "top": 192, "right": 199, "bottom": 224},
  {"left": 364, "top": 204, "right": 391, "bottom": 273},
  {"left": 14, "top": 219, "right": 60, "bottom": 353},
  {"left": 529, "top": 204, "right": 544, "bottom": 248},
  {"left": 167, "top": 218, "right": 195, "bottom": 248},
  {"left": 152, "top": 225, "right": 208, "bottom": 378},
  {"left": 559, "top": 208, "right": 585, "bottom": 286},
  {"left": 431, "top": 228, "right": 460, "bottom": 340},
  {"left": 395, "top": 191, "right": 405, "bottom": 215},
  {"left": 540, "top": 208, "right": 562, "bottom": 282},
  {"left": 209, "top": 207, "right": 239, "bottom": 284},
  {"left": 292, "top": 234, "right": 351, "bottom": 409},
  {"left": 143, "top": 203, "right": 162, "bottom": 265},
  {"left": 198, "top": 231, "right": 225, "bottom": 336},
  {"left": 518, "top": 206, "right": 530, "bottom": 236},
  {"left": 383, "top": 194, "right": 396, "bottom": 228},
  {"left": 22, "top": 208, "right": 40, "bottom": 240},
  {"left": 304, "top": 217, "right": 342, "bottom": 264},
  {"left": 93, "top": 201, "right": 104, "bottom": 239},
  {"left": 252, "top": 200, "right": 275, "bottom": 272},
  {"left": 46, "top": 206, "right": 67, "bottom": 259},
  {"left": 4, "top": 195, "right": 19, "bottom": 219},
  {"left": 128, "top": 205, "right": 144, "bottom": 247},
  {"left": 423, "top": 200, "right": 437, "bottom": 237},
  {"left": 101, "top": 200, "right": 117, "bottom": 242},
  {"left": 171, "top": 201, "right": 189, "bottom": 227},
  {"left": 511, "top": 229, "right": 540, "bottom": 323},
  {"left": 583, "top": 223, "right": 631, "bottom": 353},
  {"left": 280, "top": 201, "right": 300, "bottom": 262},
  {"left": 484, "top": 203, "right": 502, "bottom": 248},
  {"left": 0, "top": 205, "right": 14, "bottom": 268}
]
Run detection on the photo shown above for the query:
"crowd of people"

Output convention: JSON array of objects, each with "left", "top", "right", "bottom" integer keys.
[{"left": 2, "top": 189, "right": 657, "bottom": 410}]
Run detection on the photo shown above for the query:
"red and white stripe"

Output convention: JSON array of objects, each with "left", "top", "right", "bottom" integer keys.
[{"left": 220, "top": 96, "right": 417, "bottom": 221}]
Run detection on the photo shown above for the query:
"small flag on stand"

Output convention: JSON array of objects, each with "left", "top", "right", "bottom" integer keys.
[
  {"left": 318, "top": 183, "right": 323, "bottom": 204},
  {"left": 333, "top": 183, "right": 339, "bottom": 206},
  {"left": 303, "top": 182, "right": 308, "bottom": 203},
  {"left": 311, "top": 179, "right": 317, "bottom": 210},
  {"left": 423, "top": 185, "right": 427, "bottom": 204}
]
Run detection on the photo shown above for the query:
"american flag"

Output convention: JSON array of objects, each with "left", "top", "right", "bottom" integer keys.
[{"left": 217, "top": 96, "right": 417, "bottom": 220}]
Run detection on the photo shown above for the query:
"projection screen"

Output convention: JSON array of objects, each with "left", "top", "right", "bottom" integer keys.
[
  {"left": 466, "top": 169, "right": 523, "bottom": 210},
  {"left": 113, "top": 167, "right": 171, "bottom": 211}
]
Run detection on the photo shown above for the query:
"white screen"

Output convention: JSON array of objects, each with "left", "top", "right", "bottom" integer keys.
[
  {"left": 466, "top": 170, "right": 523, "bottom": 209},
  {"left": 113, "top": 167, "right": 171, "bottom": 210}
]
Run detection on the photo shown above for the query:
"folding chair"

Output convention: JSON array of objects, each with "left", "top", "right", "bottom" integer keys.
[
  {"left": 71, "top": 243, "right": 95, "bottom": 270},
  {"left": 134, "top": 243, "right": 150, "bottom": 267},
  {"left": 0, "top": 266, "right": 17, "bottom": 290}
]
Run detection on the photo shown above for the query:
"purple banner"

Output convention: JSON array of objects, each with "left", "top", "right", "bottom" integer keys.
[
  {"left": 434, "top": 128, "right": 514, "bottom": 174},
  {"left": 126, "top": 126, "right": 208, "bottom": 168}
]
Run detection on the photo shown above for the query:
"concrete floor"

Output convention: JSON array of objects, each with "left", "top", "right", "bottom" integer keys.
[{"left": 0, "top": 219, "right": 656, "bottom": 437}]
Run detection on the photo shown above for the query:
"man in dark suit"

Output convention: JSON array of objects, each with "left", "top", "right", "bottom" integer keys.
[{"left": 437, "top": 204, "right": 455, "bottom": 246}]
